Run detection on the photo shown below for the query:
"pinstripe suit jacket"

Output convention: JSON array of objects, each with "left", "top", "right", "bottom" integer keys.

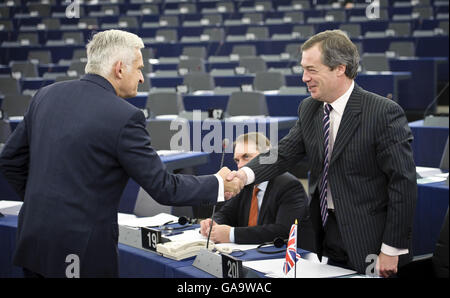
[{"left": 246, "top": 84, "right": 417, "bottom": 273}]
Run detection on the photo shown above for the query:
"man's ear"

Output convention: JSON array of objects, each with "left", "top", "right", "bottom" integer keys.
[
  {"left": 113, "top": 61, "right": 124, "bottom": 79},
  {"left": 336, "top": 64, "right": 346, "bottom": 77}
]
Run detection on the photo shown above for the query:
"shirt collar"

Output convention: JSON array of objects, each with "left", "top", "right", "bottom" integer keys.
[
  {"left": 325, "top": 80, "right": 354, "bottom": 117},
  {"left": 256, "top": 181, "right": 269, "bottom": 192}
]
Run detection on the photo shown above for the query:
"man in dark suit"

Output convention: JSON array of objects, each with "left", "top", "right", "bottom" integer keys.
[
  {"left": 0, "top": 30, "right": 242, "bottom": 278},
  {"left": 226, "top": 30, "right": 417, "bottom": 277},
  {"left": 199, "top": 132, "right": 308, "bottom": 244}
]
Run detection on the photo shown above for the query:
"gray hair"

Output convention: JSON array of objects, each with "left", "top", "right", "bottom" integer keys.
[
  {"left": 85, "top": 30, "right": 144, "bottom": 77},
  {"left": 301, "top": 29, "right": 359, "bottom": 79}
]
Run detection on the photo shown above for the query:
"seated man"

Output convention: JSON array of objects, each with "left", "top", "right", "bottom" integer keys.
[{"left": 200, "top": 132, "right": 308, "bottom": 244}]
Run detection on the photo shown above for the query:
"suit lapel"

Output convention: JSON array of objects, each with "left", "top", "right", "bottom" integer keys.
[
  {"left": 257, "top": 181, "right": 272, "bottom": 224},
  {"left": 330, "top": 85, "right": 363, "bottom": 165}
]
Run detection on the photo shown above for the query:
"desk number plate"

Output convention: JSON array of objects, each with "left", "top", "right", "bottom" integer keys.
[
  {"left": 141, "top": 227, "right": 161, "bottom": 252},
  {"left": 221, "top": 254, "right": 243, "bottom": 278}
]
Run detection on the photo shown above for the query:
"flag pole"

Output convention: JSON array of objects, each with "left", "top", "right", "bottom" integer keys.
[{"left": 294, "top": 219, "right": 298, "bottom": 279}]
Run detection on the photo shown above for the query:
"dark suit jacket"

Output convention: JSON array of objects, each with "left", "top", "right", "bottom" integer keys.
[
  {"left": 0, "top": 74, "right": 218, "bottom": 277},
  {"left": 213, "top": 172, "right": 308, "bottom": 244},
  {"left": 246, "top": 84, "right": 417, "bottom": 274}
]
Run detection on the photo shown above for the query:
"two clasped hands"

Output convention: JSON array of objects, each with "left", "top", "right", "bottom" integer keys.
[
  {"left": 201, "top": 167, "right": 249, "bottom": 243},
  {"left": 217, "top": 167, "right": 247, "bottom": 200}
]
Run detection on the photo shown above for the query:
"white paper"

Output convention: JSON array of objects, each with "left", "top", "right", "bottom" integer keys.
[
  {"left": 0, "top": 200, "right": 23, "bottom": 215},
  {"left": 157, "top": 150, "right": 184, "bottom": 156},
  {"left": 119, "top": 213, "right": 179, "bottom": 228},
  {"left": 0, "top": 200, "right": 23, "bottom": 209},
  {"left": 155, "top": 114, "right": 178, "bottom": 120},
  {"left": 416, "top": 166, "right": 445, "bottom": 178},
  {"left": 164, "top": 228, "right": 259, "bottom": 252},
  {"left": 226, "top": 116, "right": 267, "bottom": 121},
  {"left": 417, "top": 176, "right": 448, "bottom": 184},
  {"left": 244, "top": 258, "right": 357, "bottom": 278}
]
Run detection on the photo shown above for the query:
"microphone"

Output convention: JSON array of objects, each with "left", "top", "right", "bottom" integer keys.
[
  {"left": 206, "top": 138, "right": 230, "bottom": 249},
  {"left": 423, "top": 82, "right": 449, "bottom": 118},
  {"left": 220, "top": 138, "right": 230, "bottom": 169},
  {"left": 178, "top": 216, "right": 197, "bottom": 225}
]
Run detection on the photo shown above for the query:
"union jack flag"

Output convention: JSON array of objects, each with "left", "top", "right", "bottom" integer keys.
[{"left": 283, "top": 221, "right": 301, "bottom": 275}]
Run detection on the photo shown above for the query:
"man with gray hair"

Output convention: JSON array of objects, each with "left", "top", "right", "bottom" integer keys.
[
  {"left": 226, "top": 30, "right": 417, "bottom": 277},
  {"left": 0, "top": 30, "right": 243, "bottom": 278}
]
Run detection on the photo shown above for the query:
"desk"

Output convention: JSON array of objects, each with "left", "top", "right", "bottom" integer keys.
[
  {"left": 0, "top": 215, "right": 307, "bottom": 278},
  {"left": 182, "top": 93, "right": 309, "bottom": 117},
  {"left": 1, "top": 173, "right": 447, "bottom": 278},
  {"left": 409, "top": 120, "right": 449, "bottom": 168},
  {"left": 390, "top": 57, "right": 448, "bottom": 111},
  {"left": 414, "top": 180, "right": 449, "bottom": 256}
]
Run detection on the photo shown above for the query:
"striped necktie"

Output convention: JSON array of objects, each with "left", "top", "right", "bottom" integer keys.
[{"left": 320, "top": 103, "right": 333, "bottom": 227}]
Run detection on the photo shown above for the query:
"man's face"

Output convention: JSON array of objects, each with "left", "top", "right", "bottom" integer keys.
[
  {"left": 119, "top": 48, "right": 144, "bottom": 98},
  {"left": 234, "top": 141, "right": 260, "bottom": 169},
  {"left": 301, "top": 44, "right": 341, "bottom": 103}
]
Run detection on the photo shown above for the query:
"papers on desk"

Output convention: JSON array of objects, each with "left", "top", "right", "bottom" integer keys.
[
  {"left": 0, "top": 200, "right": 23, "bottom": 215},
  {"left": 226, "top": 115, "right": 267, "bottom": 121},
  {"left": 243, "top": 257, "right": 357, "bottom": 278},
  {"left": 157, "top": 150, "right": 185, "bottom": 156},
  {"left": 118, "top": 212, "right": 179, "bottom": 228},
  {"left": 164, "top": 228, "right": 259, "bottom": 252},
  {"left": 416, "top": 166, "right": 448, "bottom": 184},
  {"left": 155, "top": 114, "right": 178, "bottom": 120}
]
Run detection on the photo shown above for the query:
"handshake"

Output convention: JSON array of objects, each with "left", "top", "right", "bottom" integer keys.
[{"left": 217, "top": 167, "right": 248, "bottom": 200}]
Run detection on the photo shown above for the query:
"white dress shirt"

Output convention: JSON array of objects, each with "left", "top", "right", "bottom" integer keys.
[
  {"left": 228, "top": 181, "right": 268, "bottom": 243},
  {"left": 240, "top": 80, "right": 407, "bottom": 256}
]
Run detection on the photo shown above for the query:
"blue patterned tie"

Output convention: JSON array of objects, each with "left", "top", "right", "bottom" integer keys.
[{"left": 320, "top": 103, "right": 332, "bottom": 227}]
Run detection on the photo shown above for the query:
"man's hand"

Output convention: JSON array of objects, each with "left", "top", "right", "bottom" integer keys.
[
  {"left": 217, "top": 167, "right": 244, "bottom": 199},
  {"left": 208, "top": 224, "right": 231, "bottom": 244},
  {"left": 217, "top": 167, "right": 231, "bottom": 181},
  {"left": 376, "top": 252, "right": 399, "bottom": 278},
  {"left": 226, "top": 169, "right": 248, "bottom": 186},
  {"left": 199, "top": 218, "right": 215, "bottom": 237}
]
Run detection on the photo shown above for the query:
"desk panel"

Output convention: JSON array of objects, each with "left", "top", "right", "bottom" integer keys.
[{"left": 409, "top": 120, "right": 449, "bottom": 168}]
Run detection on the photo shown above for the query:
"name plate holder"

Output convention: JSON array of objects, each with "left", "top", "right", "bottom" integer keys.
[{"left": 193, "top": 248, "right": 243, "bottom": 278}]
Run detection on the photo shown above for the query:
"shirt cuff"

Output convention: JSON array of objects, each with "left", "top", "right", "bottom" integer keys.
[
  {"left": 240, "top": 166, "right": 255, "bottom": 185},
  {"left": 229, "top": 227, "right": 235, "bottom": 243},
  {"left": 381, "top": 243, "right": 409, "bottom": 256},
  {"left": 214, "top": 174, "right": 225, "bottom": 202}
]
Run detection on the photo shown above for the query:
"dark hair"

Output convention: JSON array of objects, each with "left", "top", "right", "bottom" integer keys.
[{"left": 301, "top": 29, "right": 359, "bottom": 79}]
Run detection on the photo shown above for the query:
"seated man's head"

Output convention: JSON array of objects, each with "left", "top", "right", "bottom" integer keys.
[{"left": 233, "top": 132, "right": 271, "bottom": 169}]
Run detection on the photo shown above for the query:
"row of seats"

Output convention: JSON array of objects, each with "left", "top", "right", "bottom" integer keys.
[
  {"left": 0, "top": 38, "right": 420, "bottom": 96},
  {"left": 0, "top": 89, "right": 271, "bottom": 120},
  {"left": 0, "top": 0, "right": 447, "bottom": 18},
  {"left": 3, "top": 20, "right": 448, "bottom": 48},
  {"left": 1, "top": 5, "right": 447, "bottom": 28}
]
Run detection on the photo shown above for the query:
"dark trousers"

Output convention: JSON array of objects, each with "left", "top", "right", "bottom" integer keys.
[
  {"left": 23, "top": 268, "right": 44, "bottom": 278},
  {"left": 322, "top": 210, "right": 353, "bottom": 270}
]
